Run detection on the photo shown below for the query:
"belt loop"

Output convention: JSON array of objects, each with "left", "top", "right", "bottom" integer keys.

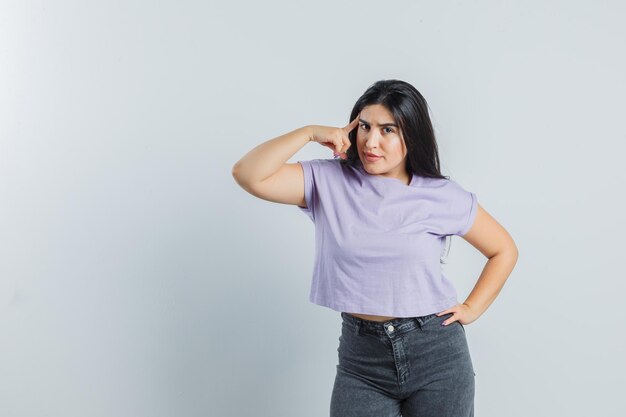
[
  {"left": 414, "top": 317, "right": 423, "bottom": 330},
  {"left": 354, "top": 318, "right": 361, "bottom": 335}
]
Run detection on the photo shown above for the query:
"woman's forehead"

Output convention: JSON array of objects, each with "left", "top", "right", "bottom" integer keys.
[{"left": 360, "top": 104, "right": 396, "bottom": 125}]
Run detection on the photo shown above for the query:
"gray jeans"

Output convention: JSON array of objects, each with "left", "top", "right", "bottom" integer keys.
[{"left": 330, "top": 312, "right": 475, "bottom": 417}]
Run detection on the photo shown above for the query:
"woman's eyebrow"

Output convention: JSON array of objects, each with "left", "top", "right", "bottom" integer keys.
[{"left": 358, "top": 118, "right": 398, "bottom": 128}]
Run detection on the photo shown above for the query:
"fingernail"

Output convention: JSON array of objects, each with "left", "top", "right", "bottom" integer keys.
[{"left": 441, "top": 322, "right": 446, "bottom": 326}]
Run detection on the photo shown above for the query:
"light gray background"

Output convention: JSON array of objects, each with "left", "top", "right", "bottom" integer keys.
[{"left": 1, "top": 1, "right": 624, "bottom": 416}]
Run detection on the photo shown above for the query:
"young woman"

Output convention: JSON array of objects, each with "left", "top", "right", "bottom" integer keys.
[{"left": 232, "top": 79, "right": 518, "bottom": 417}]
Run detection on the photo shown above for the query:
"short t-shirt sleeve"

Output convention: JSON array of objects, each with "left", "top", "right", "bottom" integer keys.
[
  {"left": 297, "top": 159, "right": 318, "bottom": 222},
  {"left": 443, "top": 179, "right": 478, "bottom": 237}
]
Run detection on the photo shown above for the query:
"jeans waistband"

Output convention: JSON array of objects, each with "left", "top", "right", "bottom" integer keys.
[{"left": 340, "top": 312, "right": 443, "bottom": 336}]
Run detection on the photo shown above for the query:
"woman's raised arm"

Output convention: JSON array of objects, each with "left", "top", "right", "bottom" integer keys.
[
  {"left": 231, "top": 126, "right": 313, "bottom": 207},
  {"left": 231, "top": 119, "right": 357, "bottom": 207},
  {"left": 232, "top": 126, "right": 313, "bottom": 186}
]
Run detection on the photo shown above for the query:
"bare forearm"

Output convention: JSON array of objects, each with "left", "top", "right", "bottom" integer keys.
[
  {"left": 464, "top": 249, "right": 518, "bottom": 316},
  {"left": 232, "top": 126, "right": 312, "bottom": 185}
]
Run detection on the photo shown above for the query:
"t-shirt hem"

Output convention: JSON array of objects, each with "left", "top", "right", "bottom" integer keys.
[
  {"left": 459, "top": 191, "right": 478, "bottom": 236},
  {"left": 309, "top": 295, "right": 459, "bottom": 318}
]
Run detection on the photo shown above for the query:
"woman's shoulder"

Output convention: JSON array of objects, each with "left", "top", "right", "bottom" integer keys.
[{"left": 411, "top": 174, "right": 449, "bottom": 188}]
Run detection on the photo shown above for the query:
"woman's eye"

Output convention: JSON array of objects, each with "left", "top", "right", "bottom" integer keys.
[
  {"left": 360, "top": 124, "right": 368, "bottom": 130},
  {"left": 384, "top": 127, "right": 394, "bottom": 133}
]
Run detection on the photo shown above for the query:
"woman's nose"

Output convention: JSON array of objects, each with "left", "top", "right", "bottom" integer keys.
[{"left": 365, "top": 133, "right": 381, "bottom": 147}]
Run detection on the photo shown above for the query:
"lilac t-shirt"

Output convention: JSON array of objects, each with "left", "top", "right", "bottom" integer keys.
[{"left": 297, "top": 158, "right": 478, "bottom": 317}]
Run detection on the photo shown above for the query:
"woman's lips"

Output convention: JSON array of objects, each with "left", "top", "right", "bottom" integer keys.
[{"left": 364, "top": 153, "right": 382, "bottom": 162}]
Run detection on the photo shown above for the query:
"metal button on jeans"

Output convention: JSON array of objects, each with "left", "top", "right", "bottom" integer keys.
[{"left": 387, "top": 325, "right": 394, "bottom": 332}]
